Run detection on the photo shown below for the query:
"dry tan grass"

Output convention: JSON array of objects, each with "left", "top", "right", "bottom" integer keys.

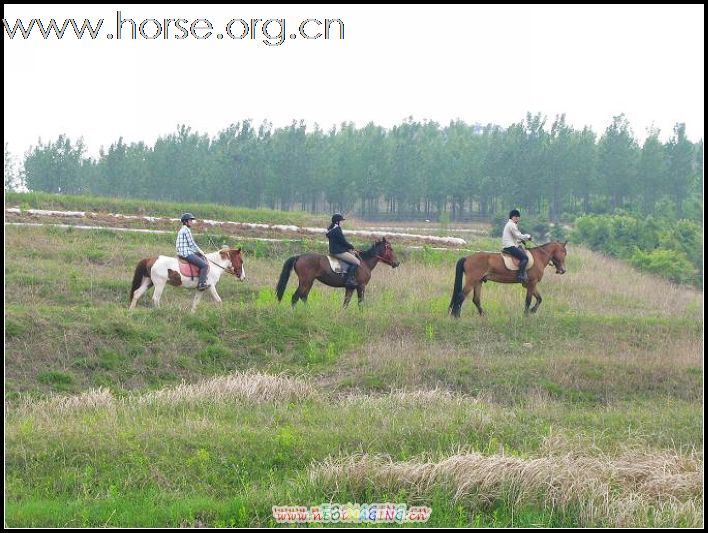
[
  {"left": 137, "top": 372, "right": 319, "bottom": 405},
  {"left": 13, "top": 371, "right": 318, "bottom": 415},
  {"left": 309, "top": 450, "right": 704, "bottom": 527},
  {"left": 324, "top": 326, "right": 702, "bottom": 404},
  {"left": 555, "top": 247, "right": 703, "bottom": 318}
]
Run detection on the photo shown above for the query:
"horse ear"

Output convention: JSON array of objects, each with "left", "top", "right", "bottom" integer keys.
[{"left": 563, "top": 240, "right": 568, "bottom": 246}]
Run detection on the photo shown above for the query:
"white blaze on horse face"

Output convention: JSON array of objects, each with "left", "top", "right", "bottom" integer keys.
[{"left": 238, "top": 263, "right": 246, "bottom": 281}]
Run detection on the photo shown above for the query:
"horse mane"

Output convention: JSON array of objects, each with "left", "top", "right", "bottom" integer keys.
[
  {"left": 529, "top": 241, "right": 554, "bottom": 257},
  {"left": 360, "top": 239, "right": 385, "bottom": 259}
]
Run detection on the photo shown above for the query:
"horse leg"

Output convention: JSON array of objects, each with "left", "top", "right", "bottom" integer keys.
[
  {"left": 191, "top": 290, "right": 206, "bottom": 313},
  {"left": 208, "top": 285, "right": 222, "bottom": 305},
  {"left": 152, "top": 279, "right": 166, "bottom": 308},
  {"left": 130, "top": 278, "right": 153, "bottom": 309},
  {"left": 530, "top": 283, "right": 542, "bottom": 313},
  {"left": 453, "top": 277, "right": 477, "bottom": 318},
  {"left": 524, "top": 284, "right": 534, "bottom": 315},
  {"left": 356, "top": 286, "right": 365, "bottom": 308},
  {"left": 292, "top": 278, "right": 313, "bottom": 307},
  {"left": 298, "top": 282, "right": 313, "bottom": 304},
  {"left": 342, "top": 287, "right": 355, "bottom": 308},
  {"left": 472, "top": 282, "right": 484, "bottom": 316}
]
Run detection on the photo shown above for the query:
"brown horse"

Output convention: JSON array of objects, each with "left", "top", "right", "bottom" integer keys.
[
  {"left": 276, "top": 238, "right": 400, "bottom": 307},
  {"left": 449, "top": 241, "right": 568, "bottom": 317}
]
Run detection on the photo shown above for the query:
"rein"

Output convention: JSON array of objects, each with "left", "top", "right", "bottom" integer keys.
[
  {"left": 206, "top": 252, "right": 236, "bottom": 275},
  {"left": 376, "top": 254, "right": 394, "bottom": 266},
  {"left": 527, "top": 242, "right": 561, "bottom": 268},
  {"left": 528, "top": 243, "right": 551, "bottom": 258},
  {"left": 360, "top": 245, "right": 393, "bottom": 266}
]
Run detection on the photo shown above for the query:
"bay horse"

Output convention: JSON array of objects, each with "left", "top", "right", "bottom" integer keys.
[
  {"left": 129, "top": 247, "right": 245, "bottom": 312},
  {"left": 276, "top": 238, "right": 400, "bottom": 308},
  {"left": 449, "top": 241, "right": 567, "bottom": 317}
]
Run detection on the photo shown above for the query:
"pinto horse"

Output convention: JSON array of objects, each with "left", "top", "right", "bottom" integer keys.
[
  {"left": 276, "top": 238, "right": 400, "bottom": 308},
  {"left": 129, "top": 247, "right": 245, "bottom": 312},
  {"left": 449, "top": 241, "right": 567, "bottom": 317}
]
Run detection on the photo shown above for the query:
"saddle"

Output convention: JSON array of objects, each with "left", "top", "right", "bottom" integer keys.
[
  {"left": 501, "top": 249, "right": 534, "bottom": 271},
  {"left": 326, "top": 255, "right": 350, "bottom": 275},
  {"left": 177, "top": 256, "right": 205, "bottom": 279}
]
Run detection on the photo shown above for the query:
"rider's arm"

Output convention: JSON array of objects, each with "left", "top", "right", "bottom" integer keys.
[{"left": 186, "top": 228, "right": 205, "bottom": 256}]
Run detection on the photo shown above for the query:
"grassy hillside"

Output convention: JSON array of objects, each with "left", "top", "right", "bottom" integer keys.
[{"left": 4, "top": 197, "right": 704, "bottom": 527}]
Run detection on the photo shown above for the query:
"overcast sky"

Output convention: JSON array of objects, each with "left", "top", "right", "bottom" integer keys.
[{"left": 4, "top": 4, "right": 704, "bottom": 159}]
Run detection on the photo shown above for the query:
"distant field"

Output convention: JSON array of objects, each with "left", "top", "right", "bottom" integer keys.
[{"left": 4, "top": 195, "right": 703, "bottom": 527}]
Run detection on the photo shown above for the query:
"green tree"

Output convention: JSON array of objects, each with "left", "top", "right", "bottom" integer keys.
[
  {"left": 598, "top": 114, "right": 639, "bottom": 211},
  {"left": 667, "top": 123, "right": 695, "bottom": 217},
  {"left": 4, "top": 143, "right": 16, "bottom": 191},
  {"left": 637, "top": 129, "right": 668, "bottom": 213},
  {"left": 570, "top": 127, "right": 598, "bottom": 214},
  {"left": 547, "top": 115, "right": 573, "bottom": 222},
  {"left": 24, "top": 135, "right": 86, "bottom": 194}
]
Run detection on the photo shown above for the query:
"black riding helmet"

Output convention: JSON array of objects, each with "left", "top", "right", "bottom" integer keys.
[
  {"left": 181, "top": 213, "right": 196, "bottom": 224},
  {"left": 509, "top": 209, "right": 521, "bottom": 219},
  {"left": 331, "top": 213, "right": 345, "bottom": 225}
]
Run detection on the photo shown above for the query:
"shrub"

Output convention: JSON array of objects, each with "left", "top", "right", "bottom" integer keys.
[{"left": 630, "top": 249, "right": 699, "bottom": 285}]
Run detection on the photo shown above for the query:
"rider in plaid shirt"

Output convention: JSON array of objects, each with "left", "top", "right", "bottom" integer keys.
[{"left": 176, "top": 213, "right": 210, "bottom": 290}]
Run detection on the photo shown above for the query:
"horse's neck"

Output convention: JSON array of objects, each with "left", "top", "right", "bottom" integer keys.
[
  {"left": 205, "top": 252, "right": 229, "bottom": 276},
  {"left": 205, "top": 251, "right": 221, "bottom": 263},
  {"left": 533, "top": 244, "right": 554, "bottom": 267},
  {"left": 362, "top": 254, "right": 379, "bottom": 271}
]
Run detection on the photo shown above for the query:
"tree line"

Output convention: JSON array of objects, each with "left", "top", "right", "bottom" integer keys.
[{"left": 6, "top": 113, "right": 703, "bottom": 222}]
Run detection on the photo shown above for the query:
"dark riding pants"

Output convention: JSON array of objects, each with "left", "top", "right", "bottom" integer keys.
[
  {"left": 503, "top": 246, "right": 528, "bottom": 273},
  {"left": 185, "top": 253, "right": 209, "bottom": 285}
]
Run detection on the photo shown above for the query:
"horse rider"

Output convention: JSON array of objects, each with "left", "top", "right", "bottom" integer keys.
[
  {"left": 176, "top": 213, "right": 211, "bottom": 291},
  {"left": 502, "top": 209, "right": 532, "bottom": 283},
  {"left": 326, "top": 213, "right": 360, "bottom": 289}
]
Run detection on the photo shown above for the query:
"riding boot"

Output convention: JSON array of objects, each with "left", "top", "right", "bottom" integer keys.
[
  {"left": 517, "top": 269, "right": 528, "bottom": 283},
  {"left": 345, "top": 265, "right": 359, "bottom": 289}
]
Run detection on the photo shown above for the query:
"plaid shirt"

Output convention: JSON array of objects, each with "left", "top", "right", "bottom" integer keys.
[{"left": 176, "top": 225, "right": 202, "bottom": 257}]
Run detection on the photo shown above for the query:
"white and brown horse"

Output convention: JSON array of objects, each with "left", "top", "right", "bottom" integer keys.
[{"left": 129, "top": 247, "right": 245, "bottom": 312}]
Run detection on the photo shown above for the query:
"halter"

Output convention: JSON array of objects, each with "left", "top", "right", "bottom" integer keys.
[
  {"left": 207, "top": 251, "right": 239, "bottom": 276},
  {"left": 376, "top": 253, "right": 395, "bottom": 266},
  {"left": 529, "top": 242, "right": 563, "bottom": 270},
  {"left": 375, "top": 243, "right": 395, "bottom": 266}
]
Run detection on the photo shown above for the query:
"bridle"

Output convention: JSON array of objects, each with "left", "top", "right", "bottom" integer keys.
[
  {"left": 207, "top": 253, "right": 240, "bottom": 276},
  {"left": 527, "top": 242, "right": 564, "bottom": 271},
  {"left": 375, "top": 243, "right": 395, "bottom": 266}
]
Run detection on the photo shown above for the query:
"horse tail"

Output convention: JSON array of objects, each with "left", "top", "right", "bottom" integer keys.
[
  {"left": 449, "top": 256, "right": 466, "bottom": 315},
  {"left": 276, "top": 256, "right": 298, "bottom": 302},
  {"left": 130, "top": 258, "right": 153, "bottom": 302}
]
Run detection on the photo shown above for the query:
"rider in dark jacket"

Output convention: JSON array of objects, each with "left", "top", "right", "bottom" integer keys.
[{"left": 326, "top": 213, "right": 360, "bottom": 288}]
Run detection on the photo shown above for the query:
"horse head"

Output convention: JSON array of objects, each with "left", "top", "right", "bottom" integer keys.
[
  {"left": 549, "top": 241, "right": 567, "bottom": 274},
  {"left": 220, "top": 247, "right": 246, "bottom": 280},
  {"left": 374, "top": 237, "right": 400, "bottom": 268}
]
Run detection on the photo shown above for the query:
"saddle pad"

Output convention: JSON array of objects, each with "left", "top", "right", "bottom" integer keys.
[
  {"left": 327, "top": 256, "right": 349, "bottom": 274},
  {"left": 501, "top": 250, "right": 534, "bottom": 271},
  {"left": 178, "top": 260, "right": 201, "bottom": 277}
]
